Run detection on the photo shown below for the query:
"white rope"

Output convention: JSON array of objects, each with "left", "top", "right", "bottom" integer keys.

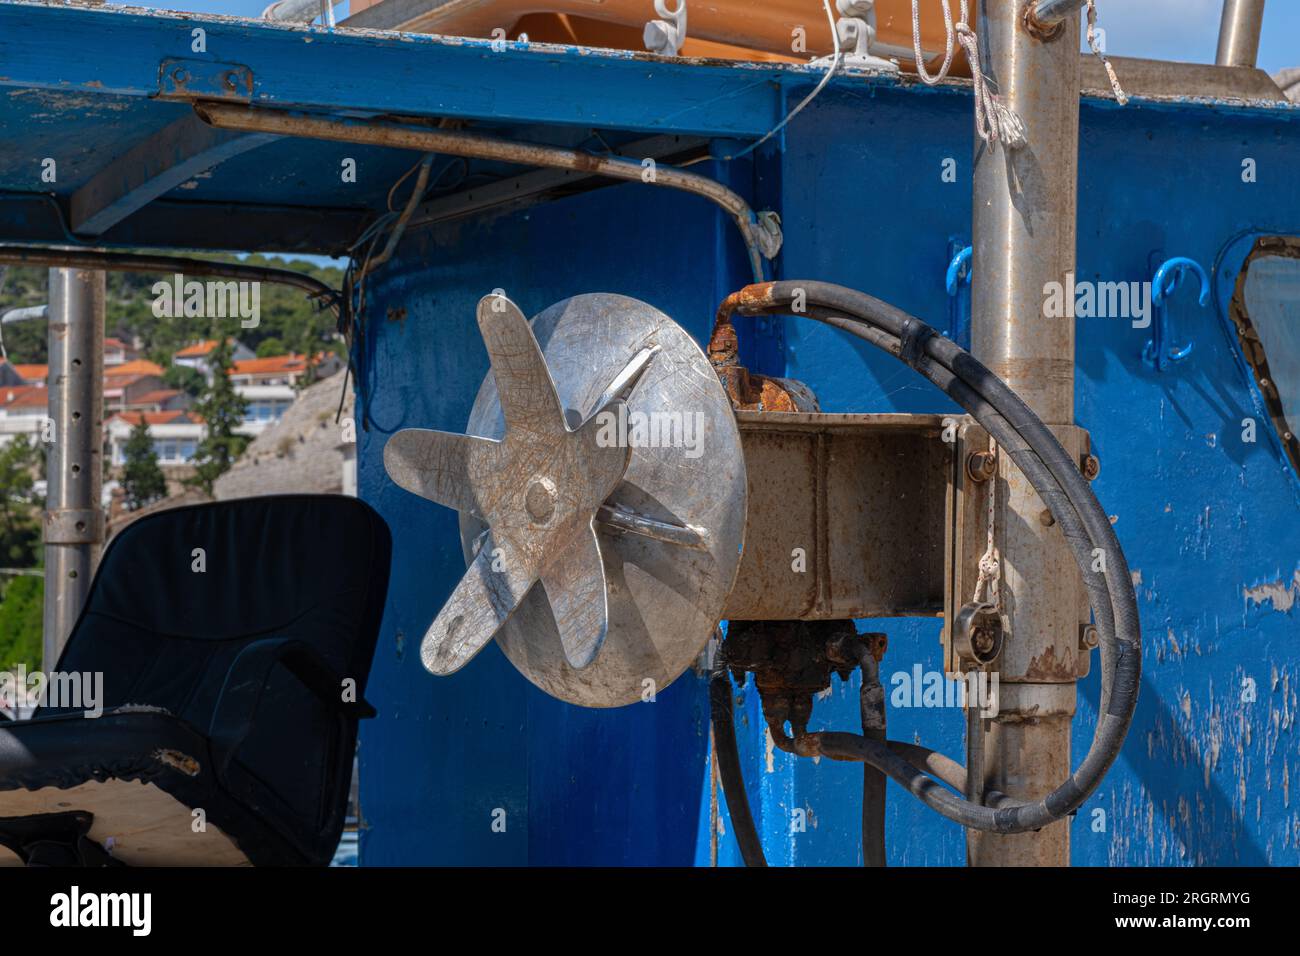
[
  {"left": 1085, "top": 0, "right": 1128, "bottom": 105},
  {"left": 912, "top": 1, "right": 1025, "bottom": 149},
  {"left": 911, "top": 0, "right": 964, "bottom": 85},
  {"left": 972, "top": 438, "right": 1001, "bottom": 607}
]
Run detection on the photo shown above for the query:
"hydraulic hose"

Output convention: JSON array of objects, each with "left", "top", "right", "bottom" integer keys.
[
  {"left": 708, "top": 670, "right": 767, "bottom": 866},
  {"left": 715, "top": 281, "right": 1142, "bottom": 835}
]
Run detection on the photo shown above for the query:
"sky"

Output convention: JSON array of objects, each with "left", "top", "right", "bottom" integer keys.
[{"left": 120, "top": 0, "right": 1300, "bottom": 76}]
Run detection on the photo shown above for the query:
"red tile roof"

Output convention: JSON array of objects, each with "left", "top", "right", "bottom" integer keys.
[
  {"left": 230, "top": 354, "right": 308, "bottom": 376},
  {"left": 108, "top": 410, "right": 201, "bottom": 427},
  {"left": 0, "top": 385, "right": 48, "bottom": 410},
  {"left": 103, "top": 359, "right": 164, "bottom": 378},
  {"left": 174, "top": 339, "right": 220, "bottom": 358},
  {"left": 11, "top": 363, "right": 48, "bottom": 383},
  {"left": 127, "top": 389, "right": 183, "bottom": 406}
]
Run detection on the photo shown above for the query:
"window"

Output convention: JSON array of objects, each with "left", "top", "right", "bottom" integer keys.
[
  {"left": 1229, "top": 237, "right": 1300, "bottom": 473},
  {"left": 244, "top": 400, "right": 290, "bottom": 423}
]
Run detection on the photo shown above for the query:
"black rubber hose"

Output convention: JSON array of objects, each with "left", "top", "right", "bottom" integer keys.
[
  {"left": 718, "top": 281, "right": 1142, "bottom": 835},
  {"left": 708, "top": 670, "right": 767, "bottom": 867},
  {"left": 857, "top": 650, "right": 887, "bottom": 867}
]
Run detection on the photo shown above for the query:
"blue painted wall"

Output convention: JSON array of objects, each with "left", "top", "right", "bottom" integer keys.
[{"left": 359, "top": 83, "right": 1300, "bottom": 866}]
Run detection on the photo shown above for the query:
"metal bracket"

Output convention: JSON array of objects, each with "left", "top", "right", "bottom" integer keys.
[
  {"left": 43, "top": 508, "right": 104, "bottom": 546},
  {"left": 157, "top": 58, "right": 254, "bottom": 103},
  {"left": 943, "top": 420, "right": 1095, "bottom": 677}
]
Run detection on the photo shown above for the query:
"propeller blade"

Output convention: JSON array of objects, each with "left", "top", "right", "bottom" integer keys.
[
  {"left": 384, "top": 429, "right": 501, "bottom": 517},
  {"left": 421, "top": 537, "right": 535, "bottom": 675},
  {"left": 541, "top": 522, "right": 610, "bottom": 670},
  {"left": 477, "top": 294, "right": 565, "bottom": 438}
]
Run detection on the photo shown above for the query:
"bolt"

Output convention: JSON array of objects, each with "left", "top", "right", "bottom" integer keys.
[
  {"left": 525, "top": 477, "right": 557, "bottom": 524},
  {"left": 222, "top": 71, "right": 239, "bottom": 91},
  {"left": 172, "top": 67, "right": 189, "bottom": 84},
  {"left": 1039, "top": 508, "right": 1055, "bottom": 527},
  {"left": 1081, "top": 453, "right": 1100, "bottom": 481},
  {"left": 1079, "top": 624, "right": 1099, "bottom": 650},
  {"left": 967, "top": 450, "right": 997, "bottom": 483}
]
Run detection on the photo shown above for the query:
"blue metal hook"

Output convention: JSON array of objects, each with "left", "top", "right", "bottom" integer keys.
[
  {"left": 946, "top": 244, "right": 973, "bottom": 296},
  {"left": 1143, "top": 256, "right": 1209, "bottom": 372},
  {"left": 946, "top": 243, "right": 972, "bottom": 350}
]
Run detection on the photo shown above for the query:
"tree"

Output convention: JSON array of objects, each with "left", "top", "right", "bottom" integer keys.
[
  {"left": 185, "top": 337, "right": 248, "bottom": 496},
  {"left": 0, "top": 435, "right": 41, "bottom": 568},
  {"left": 120, "top": 418, "right": 168, "bottom": 510},
  {"left": 255, "top": 337, "right": 287, "bottom": 358},
  {"left": 163, "top": 363, "right": 206, "bottom": 398},
  {"left": 0, "top": 574, "right": 42, "bottom": 673}
]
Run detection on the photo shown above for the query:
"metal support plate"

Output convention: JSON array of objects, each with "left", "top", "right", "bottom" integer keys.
[{"left": 723, "top": 412, "right": 955, "bottom": 621}]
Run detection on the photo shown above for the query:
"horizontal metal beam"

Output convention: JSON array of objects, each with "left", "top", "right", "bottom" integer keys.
[
  {"left": 70, "top": 116, "right": 277, "bottom": 236},
  {"left": 0, "top": 3, "right": 788, "bottom": 138},
  {"left": 0, "top": 195, "right": 367, "bottom": 255}
]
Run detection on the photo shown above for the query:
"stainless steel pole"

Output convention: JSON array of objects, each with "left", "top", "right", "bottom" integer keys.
[
  {"left": 967, "top": 0, "right": 1081, "bottom": 867},
  {"left": 42, "top": 268, "right": 104, "bottom": 668},
  {"left": 1216, "top": 0, "right": 1266, "bottom": 68}
]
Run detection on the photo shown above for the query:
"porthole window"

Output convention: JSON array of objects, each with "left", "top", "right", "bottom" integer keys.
[{"left": 1227, "top": 236, "right": 1300, "bottom": 473}]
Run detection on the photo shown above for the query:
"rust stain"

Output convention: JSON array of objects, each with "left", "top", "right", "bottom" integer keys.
[
  {"left": 1024, "top": 645, "right": 1075, "bottom": 682},
  {"left": 709, "top": 284, "right": 799, "bottom": 411},
  {"left": 153, "top": 749, "right": 200, "bottom": 777}
]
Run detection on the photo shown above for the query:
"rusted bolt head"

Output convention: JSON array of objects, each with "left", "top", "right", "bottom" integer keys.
[
  {"left": 172, "top": 67, "right": 189, "bottom": 84},
  {"left": 1081, "top": 453, "right": 1101, "bottom": 481},
  {"left": 967, "top": 450, "right": 997, "bottom": 483},
  {"left": 1079, "top": 624, "right": 1100, "bottom": 650},
  {"left": 1021, "top": 1, "right": 1066, "bottom": 42},
  {"left": 1039, "top": 508, "right": 1055, "bottom": 527},
  {"left": 222, "top": 71, "right": 239, "bottom": 91}
]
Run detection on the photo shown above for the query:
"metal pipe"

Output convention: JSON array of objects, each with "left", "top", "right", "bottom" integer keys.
[
  {"left": 967, "top": 0, "right": 1081, "bottom": 866},
  {"left": 42, "top": 268, "right": 104, "bottom": 669},
  {"left": 193, "top": 102, "right": 775, "bottom": 282},
  {"left": 0, "top": 246, "right": 337, "bottom": 305},
  {"left": 1031, "top": 0, "right": 1087, "bottom": 26},
  {"left": 1217, "top": 0, "right": 1266, "bottom": 68},
  {"left": 1, "top": 305, "right": 48, "bottom": 324}
]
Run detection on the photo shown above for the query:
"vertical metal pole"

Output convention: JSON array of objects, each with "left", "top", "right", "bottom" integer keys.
[
  {"left": 967, "top": 0, "right": 1080, "bottom": 866},
  {"left": 42, "top": 268, "right": 105, "bottom": 669},
  {"left": 1216, "top": 0, "right": 1266, "bottom": 68}
]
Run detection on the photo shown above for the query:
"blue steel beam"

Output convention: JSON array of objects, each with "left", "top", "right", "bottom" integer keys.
[
  {"left": 70, "top": 116, "right": 277, "bottom": 236},
  {"left": 0, "top": 1, "right": 791, "bottom": 138}
]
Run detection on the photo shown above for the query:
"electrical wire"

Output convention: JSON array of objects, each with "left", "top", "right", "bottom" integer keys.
[{"left": 720, "top": 0, "right": 842, "bottom": 161}]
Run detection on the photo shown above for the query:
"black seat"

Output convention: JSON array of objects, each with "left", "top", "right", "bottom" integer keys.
[{"left": 0, "top": 495, "right": 391, "bottom": 866}]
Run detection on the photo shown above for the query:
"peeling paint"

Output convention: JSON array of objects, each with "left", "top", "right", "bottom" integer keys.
[{"left": 1243, "top": 569, "right": 1300, "bottom": 612}]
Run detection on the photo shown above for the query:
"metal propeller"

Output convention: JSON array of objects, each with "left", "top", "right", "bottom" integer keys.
[{"left": 384, "top": 293, "right": 652, "bottom": 675}]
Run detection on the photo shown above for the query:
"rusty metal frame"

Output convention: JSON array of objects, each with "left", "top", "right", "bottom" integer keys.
[{"left": 724, "top": 411, "right": 959, "bottom": 623}]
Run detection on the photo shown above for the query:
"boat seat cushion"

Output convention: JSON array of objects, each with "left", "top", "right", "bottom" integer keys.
[{"left": 0, "top": 495, "right": 391, "bottom": 866}]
